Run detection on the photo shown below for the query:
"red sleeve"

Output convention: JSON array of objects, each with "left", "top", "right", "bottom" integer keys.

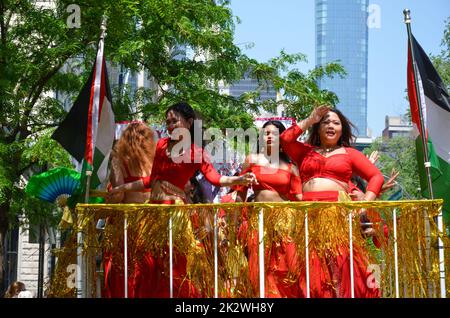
[
  {"left": 198, "top": 147, "right": 222, "bottom": 187},
  {"left": 148, "top": 138, "right": 165, "bottom": 187},
  {"left": 347, "top": 148, "right": 384, "bottom": 196},
  {"left": 280, "top": 124, "right": 312, "bottom": 164}
]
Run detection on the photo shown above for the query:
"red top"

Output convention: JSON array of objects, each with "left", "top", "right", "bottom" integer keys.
[
  {"left": 240, "top": 164, "right": 302, "bottom": 201},
  {"left": 280, "top": 124, "right": 384, "bottom": 196},
  {"left": 144, "top": 138, "right": 222, "bottom": 189},
  {"left": 123, "top": 163, "right": 151, "bottom": 192}
]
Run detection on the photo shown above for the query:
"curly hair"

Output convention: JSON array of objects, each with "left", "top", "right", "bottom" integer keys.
[{"left": 113, "top": 122, "right": 156, "bottom": 175}]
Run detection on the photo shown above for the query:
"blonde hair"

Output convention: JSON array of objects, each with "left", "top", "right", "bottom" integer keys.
[
  {"left": 113, "top": 122, "right": 156, "bottom": 175},
  {"left": 4, "top": 281, "right": 26, "bottom": 298}
]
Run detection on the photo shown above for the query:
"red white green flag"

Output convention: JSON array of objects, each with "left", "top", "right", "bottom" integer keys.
[
  {"left": 52, "top": 33, "right": 115, "bottom": 198},
  {"left": 407, "top": 34, "right": 450, "bottom": 228}
]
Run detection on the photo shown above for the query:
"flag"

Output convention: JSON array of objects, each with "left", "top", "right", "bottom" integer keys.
[
  {"left": 52, "top": 32, "right": 115, "bottom": 202},
  {"left": 407, "top": 34, "right": 450, "bottom": 227}
]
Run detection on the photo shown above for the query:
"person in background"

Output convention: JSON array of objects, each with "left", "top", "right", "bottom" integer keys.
[
  {"left": 4, "top": 281, "right": 26, "bottom": 298},
  {"left": 17, "top": 290, "right": 34, "bottom": 298}
]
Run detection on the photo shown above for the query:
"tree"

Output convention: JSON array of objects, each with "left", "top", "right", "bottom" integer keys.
[
  {"left": 364, "top": 136, "right": 421, "bottom": 200},
  {"left": 0, "top": 0, "right": 343, "bottom": 289},
  {"left": 430, "top": 18, "right": 450, "bottom": 89}
]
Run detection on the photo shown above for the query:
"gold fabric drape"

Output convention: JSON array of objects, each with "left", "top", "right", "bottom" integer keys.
[{"left": 47, "top": 200, "right": 449, "bottom": 298}]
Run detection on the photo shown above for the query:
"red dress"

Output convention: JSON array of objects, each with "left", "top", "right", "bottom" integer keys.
[
  {"left": 133, "top": 138, "right": 223, "bottom": 298},
  {"left": 280, "top": 124, "right": 383, "bottom": 298},
  {"left": 103, "top": 163, "right": 151, "bottom": 298},
  {"left": 238, "top": 164, "right": 303, "bottom": 298}
]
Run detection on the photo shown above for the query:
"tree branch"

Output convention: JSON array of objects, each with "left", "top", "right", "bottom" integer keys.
[{"left": 12, "top": 58, "right": 67, "bottom": 141}]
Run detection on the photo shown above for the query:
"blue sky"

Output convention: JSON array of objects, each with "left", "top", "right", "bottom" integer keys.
[{"left": 229, "top": 0, "right": 449, "bottom": 138}]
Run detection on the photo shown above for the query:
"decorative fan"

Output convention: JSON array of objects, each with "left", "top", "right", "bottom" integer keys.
[{"left": 25, "top": 167, "right": 81, "bottom": 205}]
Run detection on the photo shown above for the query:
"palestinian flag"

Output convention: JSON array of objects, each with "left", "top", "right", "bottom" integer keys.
[
  {"left": 52, "top": 33, "right": 115, "bottom": 201},
  {"left": 407, "top": 34, "right": 450, "bottom": 228}
]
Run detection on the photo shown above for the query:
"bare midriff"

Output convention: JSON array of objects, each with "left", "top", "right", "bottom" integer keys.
[
  {"left": 302, "top": 177, "right": 348, "bottom": 193},
  {"left": 253, "top": 189, "right": 286, "bottom": 202}
]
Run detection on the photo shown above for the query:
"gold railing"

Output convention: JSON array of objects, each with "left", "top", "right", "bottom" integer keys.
[{"left": 48, "top": 200, "right": 449, "bottom": 298}]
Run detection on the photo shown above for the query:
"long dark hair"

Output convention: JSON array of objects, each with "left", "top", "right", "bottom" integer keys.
[
  {"left": 261, "top": 120, "right": 291, "bottom": 163},
  {"left": 165, "top": 102, "right": 197, "bottom": 143},
  {"left": 306, "top": 108, "right": 357, "bottom": 147}
]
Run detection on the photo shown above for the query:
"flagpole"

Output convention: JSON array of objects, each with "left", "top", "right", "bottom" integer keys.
[
  {"left": 77, "top": 16, "right": 109, "bottom": 299},
  {"left": 403, "top": 9, "right": 434, "bottom": 200},
  {"left": 404, "top": 9, "right": 446, "bottom": 299}
]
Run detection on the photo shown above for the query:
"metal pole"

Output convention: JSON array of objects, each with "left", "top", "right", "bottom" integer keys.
[
  {"left": 393, "top": 209, "right": 400, "bottom": 298},
  {"left": 214, "top": 210, "right": 218, "bottom": 298},
  {"left": 124, "top": 214, "right": 128, "bottom": 298},
  {"left": 349, "top": 211, "right": 355, "bottom": 298},
  {"left": 77, "top": 170, "right": 92, "bottom": 298},
  {"left": 169, "top": 216, "right": 173, "bottom": 298},
  {"left": 258, "top": 208, "right": 265, "bottom": 298},
  {"left": 436, "top": 206, "right": 447, "bottom": 298},
  {"left": 305, "top": 210, "right": 310, "bottom": 298},
  {"left": 423, "top": 209, "right": 434, "bottom": 297},
  {"left": 403, "top": 9, "right": 434, "bottom": 199}
]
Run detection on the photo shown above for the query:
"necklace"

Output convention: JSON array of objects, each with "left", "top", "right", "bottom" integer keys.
[{"left": 317, "top": 146, "right": 339, "bottom": 155}]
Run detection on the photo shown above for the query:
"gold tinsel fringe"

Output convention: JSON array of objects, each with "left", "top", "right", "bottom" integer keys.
[{"left": 47, "top": 200, "right": 447, "bottom": 298}]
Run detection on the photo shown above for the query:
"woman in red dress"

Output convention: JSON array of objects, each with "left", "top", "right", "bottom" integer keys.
[
  {"left": 236, "top": 120, "right": 303, "bottom": 298},
  {"left": 103, "top": 122, "right": 156, "bottom": 298},
  {"left": 109, "top": 102, "right": 257, "bottom": 298},
  {"left": 280, "top": 105, "right": 384, "bottom": 298}
]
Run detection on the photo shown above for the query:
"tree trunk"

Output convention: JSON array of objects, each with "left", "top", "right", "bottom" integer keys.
[{"left": 0, "top": 202, "right": 10, "bottom": 292}]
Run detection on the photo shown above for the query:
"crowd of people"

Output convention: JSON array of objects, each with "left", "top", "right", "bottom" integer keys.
[{"left": 102, "top": 101, "right": 397, "bottom": 298}]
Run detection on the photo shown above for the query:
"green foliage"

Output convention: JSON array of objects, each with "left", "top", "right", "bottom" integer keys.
[
  {"left": 431, "top": 54, "right": 450, "bottom": 89},
  {"left": 0, "top": 0, "right": 344, "bottom": 233},
  {"left": 430, "top": 18, "right": 450, "bottom": 89},
  {"left": 364, "top": 136, "right": 421, "bottom": 200},
  {"left": 22, "top": 129, "right": 73, "bottom": 169},
  {"left": 245, "top": 50, "right": 346, "bottom": 119}
]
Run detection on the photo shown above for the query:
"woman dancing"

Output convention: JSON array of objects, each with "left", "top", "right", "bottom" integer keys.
[
  {"left": 237, "top": 120, "right": 303, "bottom": 297},
  {"left": 280, "top": 105, "right": 384, "bottom": 298},
  {"left": 109, "top": 102, "right": 257, "bottom": 297}
]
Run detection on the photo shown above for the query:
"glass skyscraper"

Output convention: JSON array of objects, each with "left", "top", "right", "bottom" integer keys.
[
  {"left": 228, "top": 71, "right": 277, "bottom": 102},
  {"left": 315, "top": 0, "right": 369, "bottom": 137}
]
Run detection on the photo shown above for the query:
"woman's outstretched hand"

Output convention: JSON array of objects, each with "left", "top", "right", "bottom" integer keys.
[
  {"left": 381, "top": 169, "right": 399, "bottom": 194},
  {"left": 367, "top": 150, "right": 380, "bottom": 164},
  {"left": 239, "top": 172, "right": 258, "bottom": 187}
]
